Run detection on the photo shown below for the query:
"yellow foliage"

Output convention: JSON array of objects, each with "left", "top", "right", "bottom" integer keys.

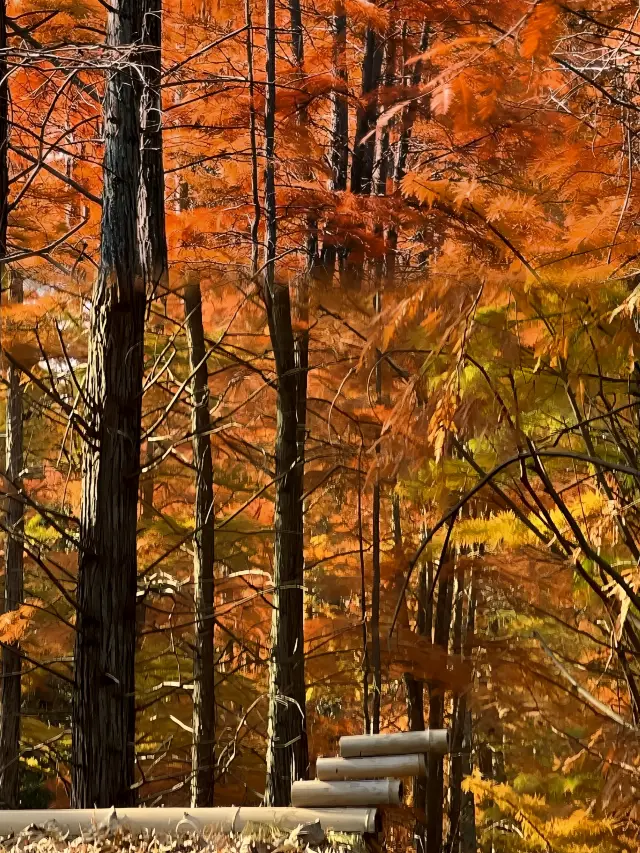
[
  {"left": 465, "top": 771, "right": 624, "bottom": 852},
  {"left": 0, "top": 602, "right": 39, "bottom": 645}
]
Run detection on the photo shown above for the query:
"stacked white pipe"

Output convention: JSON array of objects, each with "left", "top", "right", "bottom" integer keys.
[
  {"left": 0, "top": 731, "right": 450, "bottom": 838},
  {"left": 291, "top": 729, "right": 450, "bottom": 809}
]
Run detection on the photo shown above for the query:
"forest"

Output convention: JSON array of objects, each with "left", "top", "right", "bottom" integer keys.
[{"left": 2, "top": 0, "right": 640, "bottom": 849}]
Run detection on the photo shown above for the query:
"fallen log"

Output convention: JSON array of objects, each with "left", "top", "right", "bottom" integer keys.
[
  {"left": 291, "top": 779, "right": 402, "bottom": 808},
  {"left": 0, "top": 807, "right": 378, "bottom": 837},
  {"left": 339, "top": 729, "right": 449, "bottom": 758},
  {"left": 316, "top": 753, "right": 426, "bottom": 781}
]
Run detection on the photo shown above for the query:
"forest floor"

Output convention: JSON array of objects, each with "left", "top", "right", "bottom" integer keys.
[{"left": 0, "top": 828, "right": 367, "bottom": 853}]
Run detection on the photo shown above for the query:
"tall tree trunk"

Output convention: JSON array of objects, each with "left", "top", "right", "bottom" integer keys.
[
  {"left": 321, "top": 3, "right": 348, "bottom": 277},
  {"left": 288, "top": 0, "right": 311, "bottom": 568},
  {"left": 288, "top": 0, "right": 303, "bottom": 70},
  {"left": 0, "top": 0, "right": 23, "bottom": 810},
  {"left": 351, "top": 26, "right": 384, "bottom": 195},
  {"left": 394, "top": 22, "right": 429, "bottom": 185},
  {"left": 447, "top": 563, "right": 466, "bottom": 853},
  {"left": 369, "top": 28, "right": 398, "bottom": 734},
  {"left": 185, "top": 282, "right": 216, "bottom": 807},
  {"left": 1, "top": 273, "right": 24, "bottom": 810},
  {"left": 263, "top": 0, "right": 308, "bottom": 806},
  {"left": 328, "top": 5, "right": 348, "bottom": 192},
  {"left": 373, "top": 23, "right": 396, "bottom": 196},
  {"left": 139, "top": 0, "right": 168, "bottom": 296},
  {"left": 405, "top": 559, "right": 431, "bottom": 847},
  {"left": 459, "top": 575, "right": 477, "bottom": 853},
  {"left": 245, "top": 0, "right": 260, "bottom": 275},
  {"left": 427, "top": 569, "right": 454, "bottom": 853},
  {"left": 370, "top": 291, "right": 382, "bottom": 734},
  {"left": 72, "top": 0, "right": 144, "bottom": 808},
  {"left": 371, "top": 482, "right": 381, "bottom": 734}
]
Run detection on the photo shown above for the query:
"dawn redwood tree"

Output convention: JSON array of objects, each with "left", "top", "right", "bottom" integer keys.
[
  {"left": 0, "top": 272, "right": 24, "bottom": 810},
  {"left": 263, "top": 0, "right": 308, "bottom": 806},
  {"left": 320, "top": 3, "right": 348, "bottom": 278},
  {"left": 72, "top": 0, "right": 144, "bottom": 807},
  {"left": 139, "top": 0, "right": 168, "bottom": 296},
  {"left": 184, "top": 279, "right": 216, "bottom": 807},
  {"left": 0, "top": 2, "right": 23, "bottom": 803},
  {"left": 350, "top": 24, "right": 383, "bottom": 196},
  {"left": 163, "top": 11, "right": 216, "bottom": 807}
]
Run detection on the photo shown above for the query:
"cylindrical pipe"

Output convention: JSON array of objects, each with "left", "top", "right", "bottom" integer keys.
[
  {"left": 291, "top": 779, "right": 402, "bottom": 808},
  {"left": 339, "top": 729, "right": 450, "bottom": 758},
  {"left": 316, "top": 754, "right": 426, "bottom": 781},
  {"left": 0, "top": 807, "right": 378, "bottom": 836}
]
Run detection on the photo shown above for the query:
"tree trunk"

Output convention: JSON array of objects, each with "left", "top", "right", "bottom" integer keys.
[
  {"left": 459, "top": 708, "right": 477, "bottom": 853},
  {"left": 447, "top": 563, "right": 466, "bottom": 853},
  {"left": 1, "top": 270, "right": 24, "bottom": 809},
  {"left": 394, "top": 23, "right": 429, "bottom": 185},
  {"left": 184, "top": 282, "right": 216, "bottom": 807},
  {"left": 263, "top": 0, "right": 308, "bottom": 806},
  {"left": 0, "top": 0, "right": 23, "bottom": 810},
  {"left": 288, "top": 0, "right": 311, "bottom": 568},
  {"left": 459, "top": 576, "right": 477, "bottom": 853},
  {"left": 373, "top": 24, "right": 396, "bottom": 196},
  {"left": 72, "top": 0, "right": 144, "bottom": 808},
  {"left": 371, "top": 478, "right": 381, "bottom": 734},
  {"left": 370, "top": 290, "right": 383, "bottom": 734},
  {"left": 1, "top": 272, "right": 24, "bottom": 806},
  {"left": 328, "top": 5, "right": 348, "bottom": 192},
  {"left": 139, "top": 0, "right": 168, "bottom": 296},
  {"left": 404, "top": 560, "right": 430, "bottom": 843},
  {"left": 427, "top": 571, "right": 454, "bottom": 853},
  {"left": 350, "top": 26, "right": 383, "bottom": 195},
  {"left": 245, "top": 0, "right": 260, "bottom": 275},
  {"left": 368, "top": 29, "right": 399, "bottom": 732},
  {"left": 321, "top": 4, "right": 348, "bottom": 278}
]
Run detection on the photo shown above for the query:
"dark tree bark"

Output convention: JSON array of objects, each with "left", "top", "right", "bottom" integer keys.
[
  {"left": 395, "top": 23, "right": 429, "bottom": 185},
  {"left": 350, "top": 26, "right": 383, "bottom": 195},
  {"left": 263, "top": 0, "right": 308, "bottom": 806},
  {"left": 369, "top": 29, "right": 400, "bottom": 733},
  {"left": 288, "top": 0, "right": 311, "bottom": 531},
  {"left": 288, "top": 0, "right": 303, "bottom": 71},
  {"left": 138, "top": 0, "right": 165, "bottom": 527},
  {"left": 370, "top": 290, "right": 383, "bottom": 734},
  {"left": 139, "top": 0, "right": 168, "bottom": 296},
  {"left": 245, "top": 0, "right": 260, "bottom": 275},
  {"left": 427, "top": 569, "right": 454, "bottom": 853},
  {"left": 0, "top": 274, "right": 24, "bottom": 810},
  {"left": 371, "top": 477, "right": 381, "bottom": 734},
  {"left": 321, "top": 4, "right": 348, "bottom": 278},
  {"left": 72, "top": 0, "right": 144, "bottom": 808},
  {"left": 447, "top": 563, "right": 467, "bottom": 853},
  {"left": 459, "top": 708, "right": 477, "bottom": 853},
  {"left": 373, "top": 24, "right": 397, "bottom": 197},
  {"left": 0, "top": 0, "right": 23, "bottom": 810},
  {"left": 403, "top": 559, "right": 433, "bottom": 851},
  {"left": 328, "top": 6, "right": 348, "bottom": 192},
  {"left": 184, "top": 282, "right": 216, "bottom": 807},
  {"left": 459, "top": 576, "right": 477, "bottom": 853}
]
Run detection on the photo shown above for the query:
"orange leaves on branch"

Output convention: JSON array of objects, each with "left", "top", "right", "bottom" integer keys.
[
  {"left": 342, "top": 0, "right": 389, "bottom": 32},
  {"left": 428, "top": 385, "right": 460, "bottom": 462},
  {"left": 520, "top": 1, "right": 561, "bottom": 60},
  {"left": 0, "top": 602, "right": 40, "bottom": 645},
  {"left": 565, "top": 198, "right": 623, "bottom": 252},
  {"left": 412, "top": 36, "right": 493, "bottom": 66}
]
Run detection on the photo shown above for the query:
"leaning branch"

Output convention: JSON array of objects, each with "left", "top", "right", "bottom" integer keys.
[
  {"left": 534, "top": 631, "right": 635, "bottom": 730},
  {"left": 389, "top": 448, "right": 640, "bottom": 637}
]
